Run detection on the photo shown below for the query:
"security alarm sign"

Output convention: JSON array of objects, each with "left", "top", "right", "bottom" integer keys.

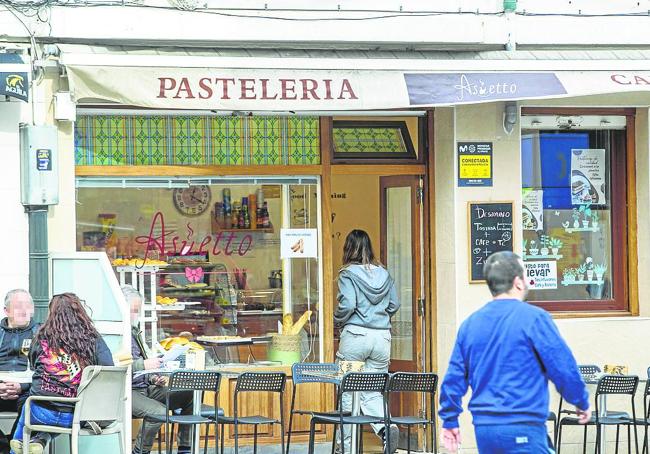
[{"left": 458, "top": 142, "right": 493, "bottom": 187}]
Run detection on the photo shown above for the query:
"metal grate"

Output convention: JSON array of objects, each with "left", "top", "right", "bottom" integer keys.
[
  {"left": 168, "top": 371, "right": 221, "bottom": 392},
  {"left": 388, "top": 372, "right": 438, "bottom": 394},
  {"left": 596, "top": 375, "right": 638, "bottom": 395},
  {"left": 340, "top": 372, "right": 388, "bottom": 393},
  {"left": 236, "top": 372, "right": 286, "bottom": 393}
]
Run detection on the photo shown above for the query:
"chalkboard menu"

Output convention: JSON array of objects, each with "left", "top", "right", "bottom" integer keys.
[{"left": 468, "top": 202, "right": 515, "bottom": 282}]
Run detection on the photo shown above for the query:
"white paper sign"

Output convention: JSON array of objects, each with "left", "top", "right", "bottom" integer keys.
[
  {"left": 525, "top": 260, "right": 558, "bottom": 290},
  {"left": 522, "top": 189, "right": 544, "bottom": 231},
  {"left": 571, "top": 149, "right": 606, "bottom": 205},
  {"left": 280, "top": 228, "right": 318, "bottom": 258}
]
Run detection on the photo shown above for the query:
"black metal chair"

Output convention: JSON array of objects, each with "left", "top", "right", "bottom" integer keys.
[
  {"left": 287, "top": 362, "right": 343, "bottom": 454},
  {"left": 553, "top": 364, "right": 621, "bottom": 449},
  {"left": 557, "top": 374, "right": 640, "bottom": 454},
  {"left": 217, "top": 372, "right": 287, "bottom": 454},
  {"left": 385, "top": 372, "right": 438, "bottom": 454},
  {"left": 637, "top": 368, "right": 650, "bottom": 454},
  {"left": 307, "top": 372, "right": 390, "bottom": 454},
  {"left": 139, "top": 370, "right": 221, "bottom": 454}
]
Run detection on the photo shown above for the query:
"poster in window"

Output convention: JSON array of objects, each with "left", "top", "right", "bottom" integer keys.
[
  {"left": 522, "top": 189, "right": 543, "bottom": 231},
  {"left": 457, "top": 142, "right": 493, "bottom": 187},
  {"left": 524, "top": 260, "right": 558, "bottom": 290},
  {"left": 570, "top": 149, "right": 606, "bottom": 205}
]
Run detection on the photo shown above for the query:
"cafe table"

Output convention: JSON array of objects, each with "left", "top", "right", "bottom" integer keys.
[
  {"left": 0, "top": 370, "right": 33, "bottom": 384},
  {"left": 301, "top": 370, "right": 363, "bottom": 454}
]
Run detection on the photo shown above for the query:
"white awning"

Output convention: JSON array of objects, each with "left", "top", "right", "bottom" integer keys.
[{"left": 59, "top": 45, "right": 650, "bottom": 111}]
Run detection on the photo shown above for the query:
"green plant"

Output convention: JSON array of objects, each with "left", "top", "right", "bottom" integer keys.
[
  {"left": 572, "top": 208, "right": 580, "bottom": 221},
  {"left": 594, "top": 264, "right": 608, "bottom": 274},
  {"left": 523, "top": 239, "right": 528, "bottom": 250},
  {"left": 577, "top": 263, "right": 587, "bottom": 274},
  {"left": 591, "top": 212, "right": 599, "bottom": 223},
  {"left": 549, "top": 237, "right": 563, "bottom": 248},
  {"left": 563, "top": 268, "right": 576, "bottom": 280}
]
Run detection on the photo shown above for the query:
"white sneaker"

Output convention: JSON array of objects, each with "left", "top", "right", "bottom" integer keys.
[{"left": 10, "top": 440, "right": 44, "bottom": 454}]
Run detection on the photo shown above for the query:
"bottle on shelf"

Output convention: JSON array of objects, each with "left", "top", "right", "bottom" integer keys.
[
  {"left": 231, "top": 202, "right": 241, "bottom": 229},
  {"left": 242, "top": 197, "right": 251, "bottom": 229},
  {"left": 262, "top": 201, "right": 270, "bottom": 228},
  {"left": 249, "top": 193, "right": 257, "bottom": 229}
]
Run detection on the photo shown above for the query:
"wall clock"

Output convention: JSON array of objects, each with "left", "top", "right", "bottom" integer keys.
[{"left": 172, "top": 186, "right": 212, "bottom": 217}]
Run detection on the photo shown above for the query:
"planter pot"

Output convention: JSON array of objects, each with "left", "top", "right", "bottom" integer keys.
[
  {"left": 596, "top": 273, "right": 604, "bottom": 282},
  {"left": 565, "top": 276, "right": 575, "bottom": 283},
  {"left": 551, "top": 247, "right": 560, "bottom": 256},
  {"left": 587, "top": 270, "right": 594, "bottom": 281},
  {"left": 540, "top": 247, "right": 549, "bottom": 256},
  {"left": 573, "top": 220, "right": 580, "bottom": 228},
  {"left": 577, "top": 274, "right": 585, "bottom": 281},
  {"left": 582, "top": 220, "right": 590, "bottom": 228},
  {"left": 529, "top": 249, "right": 539, "bottom": 255}
]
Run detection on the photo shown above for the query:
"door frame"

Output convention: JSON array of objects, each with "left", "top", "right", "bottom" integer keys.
[{"left": 379, "top": 175, "right": 425, "bottom": 374}]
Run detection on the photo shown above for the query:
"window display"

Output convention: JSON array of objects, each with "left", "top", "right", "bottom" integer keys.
[
  {"left": 76, "top": 177, "right": 321, "bottom": 363},
  {"left": 521, "top": 125, "right": 628, "bottom": 311}
]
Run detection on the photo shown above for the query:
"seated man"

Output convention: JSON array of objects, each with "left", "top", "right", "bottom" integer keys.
[
  {"left": 121, "top": 286, "right": 193, "bottom": 454},
  {"left": 0, "top": 290, "right": 39, "bottom": 454}
]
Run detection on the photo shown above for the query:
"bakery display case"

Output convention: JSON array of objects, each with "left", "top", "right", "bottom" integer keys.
[{"left": 78, "top": 178, "right": 322, "bottom": 365}]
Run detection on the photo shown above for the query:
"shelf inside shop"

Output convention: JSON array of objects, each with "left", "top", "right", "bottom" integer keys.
[{"left": 212, "top": 227, "right": 274, "bottom": 234}]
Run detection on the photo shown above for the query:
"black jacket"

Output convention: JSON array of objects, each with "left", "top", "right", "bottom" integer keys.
[
  {"left": 0, "top": 318, "right": 40, "bottom": 393},
  {"left": 29, "top": 336, "right": 114, "bottom": 412}
]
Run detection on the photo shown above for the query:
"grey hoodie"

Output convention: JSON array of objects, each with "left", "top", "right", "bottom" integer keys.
[{"left": 334, "top": 264, "right": 400, "bottom": 330}]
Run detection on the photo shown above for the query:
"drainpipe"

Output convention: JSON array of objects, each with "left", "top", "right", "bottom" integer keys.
[
  {"left": 26, "top": 206, "right": 49, "bottom": 323},
  {"left": 503, "top": 0, "right": 517, "bottom": 51}
]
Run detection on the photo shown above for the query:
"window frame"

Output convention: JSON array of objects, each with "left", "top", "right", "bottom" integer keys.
[
  {"left": 520, "top": 107, "right": 636, "bottom": 314},
  {"left": 330, "top": 120, "right": 423, "bottom": 164}
]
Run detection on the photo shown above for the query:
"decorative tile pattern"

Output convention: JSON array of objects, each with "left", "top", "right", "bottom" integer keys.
[
  {"left": 75, "top": 115, "right": 320, "bottom": 166},
  {"left": 333, "top": 127, "right": 407, "bottom": 154}
]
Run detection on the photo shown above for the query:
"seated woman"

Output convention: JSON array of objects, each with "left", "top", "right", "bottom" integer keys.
[{"left": 10, "top": 293, "right": 114, "bottom": 454}]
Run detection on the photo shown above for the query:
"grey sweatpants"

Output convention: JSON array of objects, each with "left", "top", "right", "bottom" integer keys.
[
  {"left": 335, "top": 325, "right": 392, "bottom": 452},
  {"left": 132, "top": 385, "right": 193, "bottom": 453}
]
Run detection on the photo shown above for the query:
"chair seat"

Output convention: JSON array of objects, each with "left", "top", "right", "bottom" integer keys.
[
  {"left": 79, "top": 422, "right": 123, "bottom": 436},
  {"left": 199, "top": 404, "right": 225, "bottom": 418},
  {"left": 390, "top": 415, "right": 428, "bottom": 426},
  {"left": 294, "top": 410, "right": 350, "bottom": 417},
  {"left": 219, "top": 415, "right": 278, "bottom": 425},
  {"left": 311, "top": 414, "right": 384, "bottom": 425},
  {"left": 560, "top": 414, "right": 633, "bottom": 426},
  {"left": 146, "top": 414, "right": 212, "bottom": 425}
]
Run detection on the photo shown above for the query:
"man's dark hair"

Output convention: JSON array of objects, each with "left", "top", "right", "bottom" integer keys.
[{"left": 483, "top": 251, "right": 524, "bottom": 297}]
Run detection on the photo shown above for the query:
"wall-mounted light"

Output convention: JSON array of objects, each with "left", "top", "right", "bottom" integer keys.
[{"left": 503, "top": 102, "right": 518, "bottom": 135}]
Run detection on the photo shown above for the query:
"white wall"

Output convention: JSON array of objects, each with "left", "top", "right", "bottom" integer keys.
[
  {"left": 0, "top": 101, "right": 30, "bottom": 296},
  {"left": 435, "top": 102, "right": 650, "bottom": 453}
]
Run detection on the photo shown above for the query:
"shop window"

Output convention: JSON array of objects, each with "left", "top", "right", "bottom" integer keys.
[
  {"left": 74, "top": 115, "right": 320, "bottom": 166},
  {"left": 521, "top": 114, "right": 631, "bottom": 312},
  {"left": 75, "top": 176, "right": 322, "bottom": 363},
  {"left": 332, "top": 120, "right": 418, "bottom": 163}
]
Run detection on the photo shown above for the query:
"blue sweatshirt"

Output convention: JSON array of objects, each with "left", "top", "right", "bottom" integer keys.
[{"left": 439, "top": 298, "right": 589, "bottom": 429}]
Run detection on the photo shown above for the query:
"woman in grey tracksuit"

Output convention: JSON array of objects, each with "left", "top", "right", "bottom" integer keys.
[{"left": 334, "top": 229, "right": 400, "bottom": 454}]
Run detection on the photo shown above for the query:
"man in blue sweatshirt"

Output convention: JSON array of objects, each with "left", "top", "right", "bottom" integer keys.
[{"left": 439, "top": 251, "right": 591, "bottom": 453}]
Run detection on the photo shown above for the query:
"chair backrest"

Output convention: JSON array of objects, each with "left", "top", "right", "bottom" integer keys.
[
  {"left": 339, "top": 372, "right": 388, "bottom": 394},
  {"left": 235, "top": 372, "right": 286, "bottom": 393},
  {"left": 292, "top": 362, "right": 339, "bottom": 385},
  {"left": 578, "top": 364, "right": 602, "bottom": 377},
  {"left": 74, "top": 366, "right": 128, "bottom": 423},
  {"left": 595, "top": 374, "right": 638, "bottom": 396},
  {"left": 168, "top": 370, "right": 221, "bottom": 392},
  {"left": 388, "top": 372, "right": 438, "bottom": 395}
]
